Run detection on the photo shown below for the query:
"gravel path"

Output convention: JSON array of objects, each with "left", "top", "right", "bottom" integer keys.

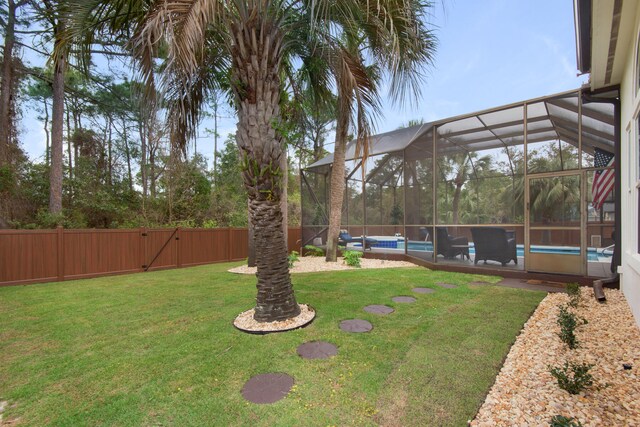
[
  {"left": 228, "top": 256, "right": 416, "bottom": 274},
  {"left": 471, "top": 288, "right": 640, "bottom": 426}
]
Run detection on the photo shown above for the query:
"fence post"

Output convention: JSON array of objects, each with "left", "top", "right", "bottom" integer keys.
[
  {"left": 57, "top": 226, "right": 64, "bottom": 282},
  {"left": 140, "top": 227, "right": 147, "bottom": 271},
  {"left": 228, "top": 228, "right": 232, "bottom": 261},
  {"left": 176, "top": 227, "right": 182, "bottom": 268}
]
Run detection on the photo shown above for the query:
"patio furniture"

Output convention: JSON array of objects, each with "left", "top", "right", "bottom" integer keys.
[
  {"left": 338, "top": 231, "right": 378, "bottom": 251},
  {"left": 436, "top": 228, "right": 470, "bottom": 260},
  {"left": 470, "top": 227, "right": 517, "bottom": 266},
  {"left": 419, "top": 227, "right": 430, "bottom": 241}
]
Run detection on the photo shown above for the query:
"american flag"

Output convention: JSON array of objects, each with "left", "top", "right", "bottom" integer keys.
[{"left": 591, "top": 148, "right": 615, "bottom": 211}]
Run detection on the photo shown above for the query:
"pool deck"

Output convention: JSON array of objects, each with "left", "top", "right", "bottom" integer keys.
[{"left": 354, "top": 246, "right": 614, "bottom": 286}]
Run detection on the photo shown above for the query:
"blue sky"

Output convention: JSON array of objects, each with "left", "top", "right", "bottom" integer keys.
[{"left": 17, "top": 0, "right": 586, "bottom": 163}]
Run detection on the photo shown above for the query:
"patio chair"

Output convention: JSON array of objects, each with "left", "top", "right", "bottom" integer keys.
[
  {"left": 435, "top": 228, "right": 470, "bottom": 260},
  {"left": 338, "top": 230, "right": 378, "bottom": 251},
  {"left": 419, "top": 227, "right": 430, "bottom": 241},
  {"left": 470, "top": 227, "right": 517, "bottom": 266}
]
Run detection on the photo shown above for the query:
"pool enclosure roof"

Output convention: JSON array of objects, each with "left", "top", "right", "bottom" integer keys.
[{"left": 306, "top": 88, "right": 616, "bottom": 174}]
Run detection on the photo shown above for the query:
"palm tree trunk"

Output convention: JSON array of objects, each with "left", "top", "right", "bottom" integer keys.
[
  {"left": 231, "top": 12, "right": 299, "bottom": 322},
  {"left": 49, "top": 18, "right": 67, "bottom": 215},
  {"left": 281, "top": 150, "right": 288, "bottom": 247},
  {"left": 325, "top": 99, "right": 349, "bottom": 262}
]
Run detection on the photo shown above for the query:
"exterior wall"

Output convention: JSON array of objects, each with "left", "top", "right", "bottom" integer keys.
[{"left": 617, "top": 3, "right": 640, "bottom": 327}]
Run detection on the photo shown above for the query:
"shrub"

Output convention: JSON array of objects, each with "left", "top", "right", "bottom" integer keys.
[
  {"left": 343, "top": 250, "right": 362, "bottom": 267},
  {"left": 557, "top": 305, "right": 579, "bottom": 349},
  {"left": 303, "top": 245, "right": 324, "bottom": 257},
  {"left": 549, "top": 361, "right": 594, "bottom": 395},
  {"left": 550, "top": 415, "right": 583, "bottom": 427},
  {"left": 288, "top": 251, "right": 300, "bottom": 268},
  {"left": 566, "top": 282, "right": 581, "bottom": 308}
]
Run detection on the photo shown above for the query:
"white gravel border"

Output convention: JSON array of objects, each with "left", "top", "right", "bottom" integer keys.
[
  {"left": 471, "top": 288, "right": 640, "bottom": 426},
  {"left": 228, "top": 256, "right": 417, "bottom": 274}
]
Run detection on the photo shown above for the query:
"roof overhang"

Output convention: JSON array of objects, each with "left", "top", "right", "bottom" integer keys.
[
  {"left": 574, "top": 0, "right": 592, "bottom": 74},
  {"left": 575, "top": 0, "right": 639, "bottom": 90}
]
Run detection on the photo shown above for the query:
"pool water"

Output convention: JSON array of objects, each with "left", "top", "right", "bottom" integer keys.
[{"left": 354, "top": 239, "right": 611, "bottom": 262}]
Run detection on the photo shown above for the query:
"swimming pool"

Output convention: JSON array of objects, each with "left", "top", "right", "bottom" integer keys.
[{"left": 352, "top": 237, "right": 612, "bottom": 262}]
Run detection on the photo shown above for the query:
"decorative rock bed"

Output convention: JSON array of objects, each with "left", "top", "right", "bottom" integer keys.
[
  {"left": 470, "top": 288, "right": 640, "bottom": 426},
  {"left": 233, "top": 304, "right": 315, "bottom": 334},
  {"left": 228, "top": 256, "right": 416, "bottom": 274}
]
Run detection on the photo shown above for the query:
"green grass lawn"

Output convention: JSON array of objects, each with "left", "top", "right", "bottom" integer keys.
[{"left": 0, "top": 262, "right": 544, "bottom": 426}]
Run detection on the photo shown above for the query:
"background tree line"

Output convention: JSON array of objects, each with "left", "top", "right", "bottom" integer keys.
[{"left": 0, "top": 0, "right": 334, "bottom": 229}]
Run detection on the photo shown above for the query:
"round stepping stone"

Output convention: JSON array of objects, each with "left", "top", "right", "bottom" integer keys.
[
  {"left": 296, "top": 341, "right": 338, "bottom": 359},
  {"left": 436, "top": 282, "right": 457, "bottom": 289},
  {"left": 339, "top": 319, "right": 373, "bottom": 333},
  {"left": 412, "top": 287, "right": 435, "bottom": 294},
  {"left": 392, "top": 296, "right": 417, "bottom": 303},
  {"left": 241, "top": 373, "right": 294, "bottom": 404},
  {"left": 364, "top": 304, "right": 395, "bottom": 315}
]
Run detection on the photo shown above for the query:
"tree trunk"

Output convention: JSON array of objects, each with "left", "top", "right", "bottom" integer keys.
[
  {"left": 452, "top": 167, "right": 465, "bottom": 225},
  {"left": 0, "top": 0, "right": 17, "bottom": 167},
  {"left": 213, "top": 97, "right": 218, "bottom": 185},
  {"left": 66, "top": 106, "right": 73, "bottom": 181},
  {"left": 247, "top": 199, "right": 256, "bottom": 267},
  {"left": 107, "top": 115, "right": 113, "bottom": 186},
  {"left": 325, "top": 96, "right": 350, "bottom": 262},
  {"left": 122, "top": 117, "right": 133, "bottom": 191},
  {"left": 452, "top": 182, "right": 463, "bottom": 225},
  {"left": 139, "top": 120, "right": 148, "bottom": 198},
  {"left": 44, "top": 98, "right": 50, "bottom": 166},
  {"left": 49, "top": 18, "right": 67, "bottom": 215},
  {"left": 231, "top": 12, "right": 299, "bottom": 322},
  {"left": 281, "top": 150, "right": 288, "bottom": 248}
]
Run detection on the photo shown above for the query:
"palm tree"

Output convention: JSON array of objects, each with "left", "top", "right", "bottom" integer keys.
[
  {"left": 64, "top": 0, "right": 434, "bottom": 322},
  {"left": 324, "top": 4, "right": 437, "bottom": 262}
]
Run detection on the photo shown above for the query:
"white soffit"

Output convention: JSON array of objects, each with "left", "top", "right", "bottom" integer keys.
[{"left": 591, "top": 0, "right": 638, "bottom": 90}]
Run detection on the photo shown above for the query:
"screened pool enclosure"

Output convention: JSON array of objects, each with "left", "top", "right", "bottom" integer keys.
[{"left": 301, "top": 89, "right": 618, "bottom": 277}]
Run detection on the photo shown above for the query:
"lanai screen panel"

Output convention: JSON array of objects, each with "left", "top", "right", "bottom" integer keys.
[
  {"left": 433, "top": 105, "right": 525, "bottom": 225},
  {"left": 301, "top": 167, "right": 329, "bottom": 247},
  {"left": 404, "top": 129, "right": 434, "bottom": 260},
  {"left": 527, "top": 93, "right": 581, "bottom": 173},
  {"left": 364, "top": 153, "right": 405, "bottom": 236}
]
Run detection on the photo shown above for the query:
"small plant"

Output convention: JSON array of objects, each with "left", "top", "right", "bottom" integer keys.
[
  {"left": 303, "top": 245, "right": 324, "bottom": 257},
  {"left": 288, "top": 251, "right": 300, "bottom": 268},
  {"left": 343, "top": 250, "right": 362, "bottom": 267},
  {"left": 549, "top": 361, "right": 594, "bottom": 395},
  {"left": 550, "top": 415, "right": 583, "bottom": 427},
  {"left": 566, "top": 282, "right": 581, "bottom": 307},
  {"left": 557, "top": 305, "right": 579, "bottom": 349}
]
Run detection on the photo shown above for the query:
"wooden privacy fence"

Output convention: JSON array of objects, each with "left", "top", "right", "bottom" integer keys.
[{"left": 0, "top": 227, "right": 302, "bottom": 286}]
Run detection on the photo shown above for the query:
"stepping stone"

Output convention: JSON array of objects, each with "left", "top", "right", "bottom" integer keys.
[
  {"left": 392, "top": 296, "right": 417, "bottom": 303},
  {"left": 364, "top": 304, "right": 395, "bottom": 315},
  {"left": 340, "top": 319, "right": 373, "bottom": 333},
  {"left": 241, "top": 373, "right": 294, "bottom": 404},
  {"left": 412, "top": 287, "right": 435, "bottom": 294},
  {"left": 296, "top": 341, "right": 338, "bottom": 359},
  {"left": 436, "top": 282, "right": 457, "bottom": 289}
]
